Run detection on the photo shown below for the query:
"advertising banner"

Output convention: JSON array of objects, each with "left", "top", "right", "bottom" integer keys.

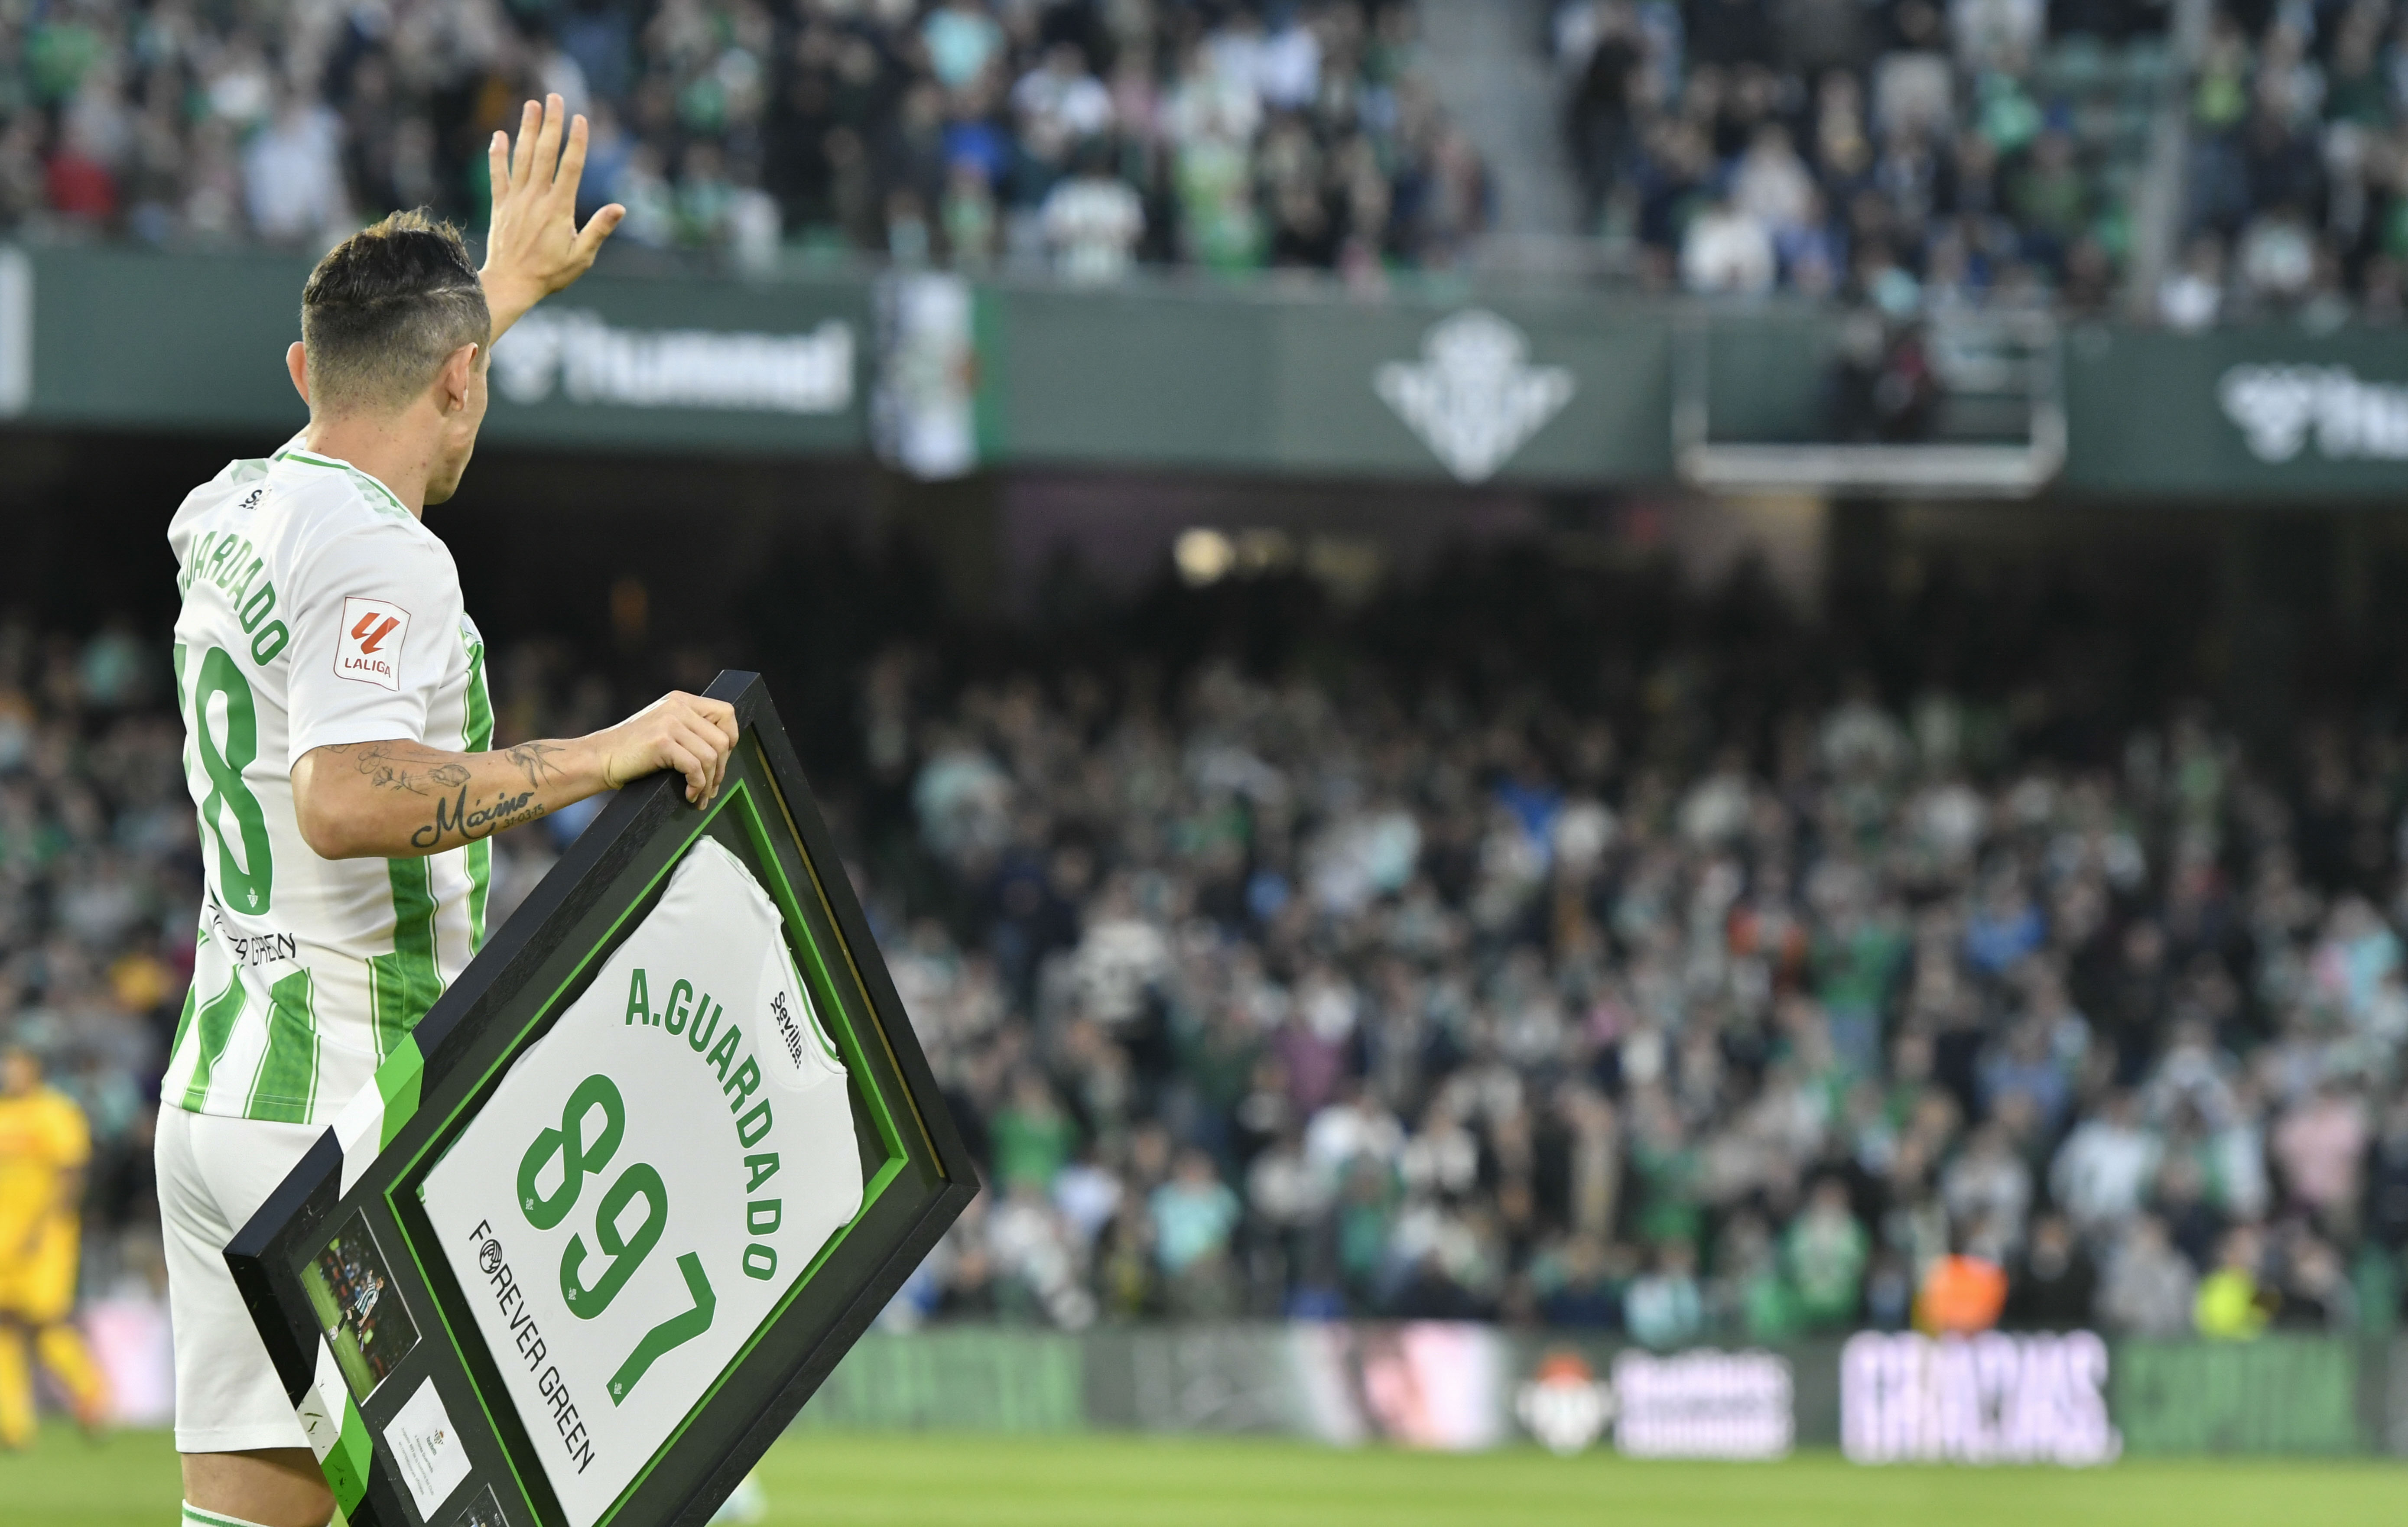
[
  {"left": 1509, "top": 1347, "right": 1794, "bottom": 1459},
  {"left": 10, "top": 246, "right": 871, "bottom": 455},
  {"left": 1288, "top": 1322, "right": 1509, "bottom": 1451},
  {"left": 2391, "top": 1336, "right": 2408, "bottom": 1457},
  {"left": 871, "top": 273, "right": 982, "bottom": 481},
  {"left": 473, "top": 280, "right": 867, "bottom": 456},
  {"left": 979, "top": 287, "right": 1677, "bottom": 485},
  {"left": 2110, "top": 1338, "right": 2364, "bottom": 1456},
  {"left": 25, "top": 244, "right": 2408, "bottom": 500},
  {"left": 1610, "top": 1350, "right": 1794, "bottom": 1460},
  {"left": 1841, "top": 1331, "right": 2118, "bottom": 1466},
  {"left": 2062, "top": 325, "right": 2408, "bottom": 497},
  {"left": 747, "top": 1323, "right": 2407, "bottom": 1460},
  {"left": 789, "top": 1326, "right": 1086, "bottom": 1434}
]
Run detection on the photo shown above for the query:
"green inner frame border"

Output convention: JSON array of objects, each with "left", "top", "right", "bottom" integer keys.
[
  {"left": 384, "top": 764, "right": 913, "bottom": 1527},
  {"left": 225, "top": 674, "right": 974, "bottom": 1527}
]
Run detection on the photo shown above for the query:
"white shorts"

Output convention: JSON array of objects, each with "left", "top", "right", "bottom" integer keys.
[{"left": 156, "top": 1104, "right": 325, "bottom": 1454}]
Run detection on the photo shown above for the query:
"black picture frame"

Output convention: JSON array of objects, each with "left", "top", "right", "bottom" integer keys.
[{"left": 225, "top": 670, "right": 977, "bottom": 1527}]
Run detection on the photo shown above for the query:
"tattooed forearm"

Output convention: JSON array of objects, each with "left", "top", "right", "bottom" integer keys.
[
  {"left": 409, "top": 786, "right": 548, "bottom": 850},
  {"left": 325, "top": 741, "right": 439, "bottom": 795},
  {"left": 298, "top": 732, "right": 593, "bottom": 859},
  {"left": 491, "top": 802, "right": 548, "bottom": 833},
  {"left": 504, "top": 740, "right": 570, "bottom": 790},
  {"left": 366, "top": 759, "right": 425, "bottom": 793}
]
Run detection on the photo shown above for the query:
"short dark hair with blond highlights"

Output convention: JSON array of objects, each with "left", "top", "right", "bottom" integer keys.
[{"left": 300, "top": 210, "right": 491, "bottom": 414}]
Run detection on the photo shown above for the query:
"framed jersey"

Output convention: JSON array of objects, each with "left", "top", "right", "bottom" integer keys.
[{"left": 224, "top": 671, "right": 977, "bottom": 1527}]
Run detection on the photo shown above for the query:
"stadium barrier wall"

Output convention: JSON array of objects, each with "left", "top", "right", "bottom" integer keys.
[
  {"left": 65, "top": 1289, "right": 2408, "bottom": 1457},
  {"left": 780, "top": 1324, "right": 2408, "bottom": 1461},
  {"left": 770, "top": 1310, "right": 2408, "bottom": 1455},
  {"left": 3, "top": 246, "right": 871, "bottom": 455},
  {"left": 2061, "top": 325, "right": 2408, "bottom": 499},
  {"left": 11, "top": 247, "right": 2408, "bottom": 498}
]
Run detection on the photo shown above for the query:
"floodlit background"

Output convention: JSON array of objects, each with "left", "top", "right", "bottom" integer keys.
[{"left": 6, "top": 0, "right": 2408, "bottom": 1517}]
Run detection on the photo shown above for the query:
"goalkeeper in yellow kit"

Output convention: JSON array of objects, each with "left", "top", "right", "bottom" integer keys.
[{"left": 0, "top": 1043, "right": 108, "bottom": 1446}]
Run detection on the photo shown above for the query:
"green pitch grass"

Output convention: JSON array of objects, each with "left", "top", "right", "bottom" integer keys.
[
  {"left": 326, "top": 1326, "right": 376, "bottom": 1401},
  {"left": 301, "top": 1262, "right": 342, "bottom": 1332},
  {"left": 10, "top": 1426, "right": 2405, "bottom": 1527}
]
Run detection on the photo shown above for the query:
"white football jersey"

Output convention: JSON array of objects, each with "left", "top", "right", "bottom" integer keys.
[
  {"left": 419, "top": 838, "right": 860, "bottom": 1527},
  {"left": 162, "top": 442, "right": 492, "bottom": 1126}
]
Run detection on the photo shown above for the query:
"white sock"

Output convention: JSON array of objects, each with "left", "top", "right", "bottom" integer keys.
[{"left": 181, "top": 1504, "right": 285, "bottom": 1527}]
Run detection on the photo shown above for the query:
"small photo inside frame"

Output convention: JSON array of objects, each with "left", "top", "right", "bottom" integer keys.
[
  {"left": 452, "top": 1483, "right": 512, "bottom": 1527},
  {"left": 301, "top": 1212, "right": 421, "bottom": 1403}
]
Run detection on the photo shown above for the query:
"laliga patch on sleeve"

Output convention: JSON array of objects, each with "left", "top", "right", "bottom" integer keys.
[{"left": 337, "top": 596, "right": 411, "bottom": 691}]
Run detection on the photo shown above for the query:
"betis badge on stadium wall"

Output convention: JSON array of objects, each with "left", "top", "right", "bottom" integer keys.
[{"left": 225, "top": 672, "right": 978, "bottom": 1527}]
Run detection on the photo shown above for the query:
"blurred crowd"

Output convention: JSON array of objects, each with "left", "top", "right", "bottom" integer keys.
[
  {"left": 1556, "top": 0, "right": 2151, "bottom": 309},
  {"left": 0, "top": 0, "right": 1491, "bottom": 277},
  {"left": 2159, "top": 0, "right": 2408, "bottom": 326},
  {"left": 16, "top": 0, "right": 2408, "bottom": 310},
  {"left": 0, "top": 622, "right": 619, "bottom": 1306},
  {"left": 863, "top": 615, "right": 2408, "bottom": 1341},
  {"left": 12, "top": 538, "right": 2408, "bottom": 1347},
  {"left": 1557, "top": 0, "right": 2408, "bottom": 323},
  {"left": 0, "top": 621, "right": 191, "bottom": 1305}
]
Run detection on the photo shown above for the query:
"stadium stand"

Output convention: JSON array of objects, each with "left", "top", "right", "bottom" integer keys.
[
  {"left": 1556, "top": 0, "right": 2176, "bottom": 307},
  {"left": 22, "top": 546, "right": 2408, "bottom": 1341},
  {"left": 13, "top": 0, "right": 2407, "bottom": 317},
  {"left": 1554, "top": 0, "right": 2408, "bottom": 318},
  {"left": 0, "top": 0, "right": 1492, "bottom": 275},
  {"left": 9, "top": 0, "right": 2398, "bottom": 320}
]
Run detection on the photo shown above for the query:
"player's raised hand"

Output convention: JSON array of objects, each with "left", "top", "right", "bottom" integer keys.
[
  {"left": 593, "top": 692, "right": 743, "bottom": 806},
  {"left": 480, "top": 94, "right": 625, "bottom": 337}
]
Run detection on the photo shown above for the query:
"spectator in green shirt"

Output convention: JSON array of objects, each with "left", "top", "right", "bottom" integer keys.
[
  {"left": 989, "top": 1069, "right": 1079, "bottom": 1192},
  {"left": 1786, "top": 1178, "right": 1870, "bottom": 1329},
  {"left": 1715, "top": 1211, "right": 1804, "bottom": 1343},
  {"left": 1814, "top": 903, "right": 1908, "bottom": 1073},
  {"left": 1628, "top": 1091, "right": 1704, "bottom": 1248}
]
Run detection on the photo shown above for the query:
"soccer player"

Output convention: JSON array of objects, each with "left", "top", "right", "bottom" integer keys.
[
  {"left": 160, "top": 96, "right": 741, "bottom": 1527},
  {"left": 0, "top": 1043, "right": 108, "bottom": 1449}
]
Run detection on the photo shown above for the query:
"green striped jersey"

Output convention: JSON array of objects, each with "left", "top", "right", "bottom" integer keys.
[{"left": 162, "top": 443, "right": 493, "bottom": 1127}]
